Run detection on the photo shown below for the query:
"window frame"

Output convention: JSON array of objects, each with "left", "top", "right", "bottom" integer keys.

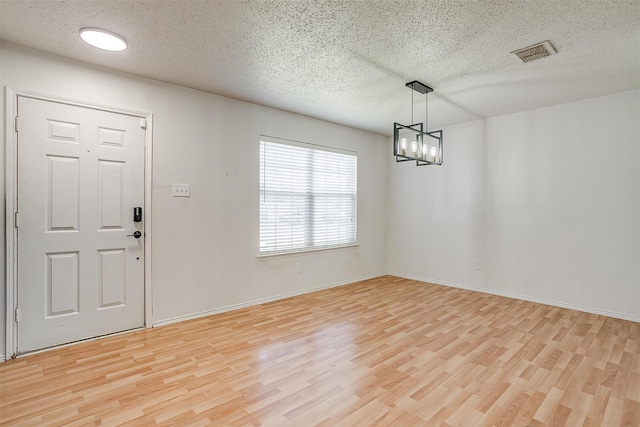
[{"left": 258, "top": 136, "right": 358, "bottom": 258}]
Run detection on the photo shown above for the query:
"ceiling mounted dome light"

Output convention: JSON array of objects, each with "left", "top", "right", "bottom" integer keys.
[{"left": 79, "top": 27, "right": 127, "bottom": 51}]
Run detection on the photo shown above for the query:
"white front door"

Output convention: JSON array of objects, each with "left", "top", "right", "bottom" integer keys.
[{"left": 16, "top": 96, "right": 145, "bottom": 353}]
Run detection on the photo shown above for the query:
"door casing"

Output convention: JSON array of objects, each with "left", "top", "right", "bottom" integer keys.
[{"left": 4, "top": 87, "right": 153, "bottom": 359}]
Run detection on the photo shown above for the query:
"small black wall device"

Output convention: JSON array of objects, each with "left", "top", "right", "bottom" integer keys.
[{"left": 133, "top": 207, "right": 142, "bottom": 222}]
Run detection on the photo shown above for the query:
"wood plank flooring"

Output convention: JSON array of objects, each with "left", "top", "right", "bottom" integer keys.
[{"left": 1, "top": 275, "right": 639, "bottom": 426}]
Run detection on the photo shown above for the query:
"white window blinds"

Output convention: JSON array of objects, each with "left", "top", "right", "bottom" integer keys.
[{"left": 259, "top": 138, "right": 357, "bottom": 255}]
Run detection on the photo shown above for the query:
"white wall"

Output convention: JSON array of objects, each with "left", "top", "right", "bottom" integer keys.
[
  {"left": 0, "top": 43, "right": 388, "bottom": 356},
  {"left": 485, "top": 90, "right": 640, "bottom": 319},
  {"left": 387, "top": 119, "right": 486, "bottom": 289},
  {"left": 389, "top": 89, "right": 640, "bottom": 321}
]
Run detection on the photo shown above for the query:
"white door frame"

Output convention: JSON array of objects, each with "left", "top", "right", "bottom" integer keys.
[{"left": 4, "top": 87, "right": 153, "bottom": 359}]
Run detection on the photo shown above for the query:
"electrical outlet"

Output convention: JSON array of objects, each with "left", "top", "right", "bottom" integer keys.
[
  {"left": 296, "top": 263, "right": 303, "bottom": 273},
  {"left": 172, "top": 184, "right": 190, "bottom": 197},
  {"left": 474, "top": 260, "right": 481, "bottom": 270}
]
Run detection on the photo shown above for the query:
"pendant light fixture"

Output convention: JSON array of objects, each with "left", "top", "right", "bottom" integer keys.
[{"left": 393, "top": 80, "right": 443, "bottom": 166}]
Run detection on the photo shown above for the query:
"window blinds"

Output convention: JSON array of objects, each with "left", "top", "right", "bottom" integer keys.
[{"left": 259, "top": 139, "right": 357, "bottom": 255}]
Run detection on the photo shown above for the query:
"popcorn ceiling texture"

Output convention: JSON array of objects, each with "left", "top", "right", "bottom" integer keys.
[{"left": 1, "top": 0, "right": 639, "bottom": 135}]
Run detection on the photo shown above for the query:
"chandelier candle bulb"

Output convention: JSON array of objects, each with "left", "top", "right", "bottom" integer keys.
[
  {"left": 430, "top": 146, "right": 437, "bottom": 162},
  {"left": 401, "top": 138, "right": 407, "bottom": 156},
  {"left": 411, "top": 140, "right": 418, "bottom": 157}
]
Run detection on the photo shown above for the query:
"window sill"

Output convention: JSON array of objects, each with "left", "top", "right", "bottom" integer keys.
[{"left": 257, "top": 243, "right": 359, "bottom": 260}]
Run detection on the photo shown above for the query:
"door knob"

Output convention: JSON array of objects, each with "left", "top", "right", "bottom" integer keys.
[{"left": 127, "top": 231, "right": 142, "bottom": 238}]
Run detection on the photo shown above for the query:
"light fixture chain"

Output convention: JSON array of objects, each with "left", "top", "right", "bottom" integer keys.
[
  {"left": 411, "top": 89, "right": 414, "bottom": 125},
  {"left": 425, "top": 91, "right": 428, "bottom": 131}
]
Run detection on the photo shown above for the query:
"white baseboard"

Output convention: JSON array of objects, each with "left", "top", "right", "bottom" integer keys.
[
  {"left": 0, "top": 355, "right": 5, "bottom": 363},
  {"left": 388, "top": 271, "right": 640, "bottom": 323},
  {"left": 152, "top": 271, "right": 387, "bottom": 327}
]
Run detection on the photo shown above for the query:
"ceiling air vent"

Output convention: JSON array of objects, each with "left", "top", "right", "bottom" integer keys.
[{"left": 511, "top": 40, "right": 557, "bottom": 63}]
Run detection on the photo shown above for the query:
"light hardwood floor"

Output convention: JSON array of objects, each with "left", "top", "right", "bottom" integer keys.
[{"left": 1, "top": 275, "right": 639, "bottom": 426}]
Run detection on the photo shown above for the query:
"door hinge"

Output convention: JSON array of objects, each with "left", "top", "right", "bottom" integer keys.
[
  {"left": 14, "top": 212, "right": 19, "bottom": 228},
  {"left": 15, "top": 116, "right": 19, "bottom": 133},
  {"left": 14, "top": 307, "right": 20, "bottom": 323},
  {"left": 140, "top": 118, "right": 147, "bottom": 130}
]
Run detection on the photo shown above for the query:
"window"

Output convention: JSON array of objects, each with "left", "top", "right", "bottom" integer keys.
[{"left": 259, "top": 137, "right": 357, "bottom": 255}]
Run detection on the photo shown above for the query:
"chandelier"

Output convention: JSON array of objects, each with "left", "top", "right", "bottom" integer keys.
[{"left": 393, "top": 80, "right": 443, "bottom": 166}]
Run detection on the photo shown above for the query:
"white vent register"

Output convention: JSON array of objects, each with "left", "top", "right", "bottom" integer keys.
[{"left": 511, "top": 40, "right": 557, "bottom": 63}]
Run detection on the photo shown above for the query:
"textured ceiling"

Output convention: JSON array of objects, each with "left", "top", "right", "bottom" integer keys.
[{"left": 1, "top": 0, "right": 639, "bottom": 135}]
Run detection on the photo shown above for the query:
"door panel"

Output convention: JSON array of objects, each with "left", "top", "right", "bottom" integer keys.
[
  {"left": 17, "top": 96, "right": 145, "bottom": 353},
  {"left": 97, "top": 160, "right": 125, "bottom": 229},
  {"left": 98, "top": 249, "right": 126, "bottom": 308},
  {"left": 47, "top": 155, "right": 80, "bottom": 230},
  {"left": 46, "top": 251, "right": 79, "bottom": 316}
]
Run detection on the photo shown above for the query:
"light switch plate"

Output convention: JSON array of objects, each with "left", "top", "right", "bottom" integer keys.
[{"left": 172, "top": 184, "right": 190, "bottom": 197}]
